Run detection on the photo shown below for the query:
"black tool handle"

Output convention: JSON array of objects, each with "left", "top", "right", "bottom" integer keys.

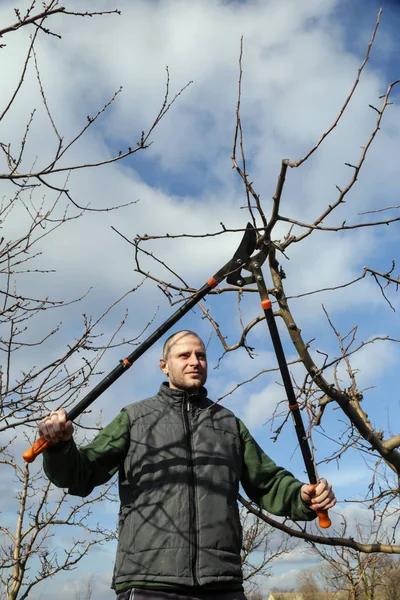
[{"left": 23, "top": 225, "right": 257, "bottom": 463}]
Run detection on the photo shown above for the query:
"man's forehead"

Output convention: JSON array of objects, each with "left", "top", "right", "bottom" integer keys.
[{"left": 167, "top": 332, "right": 205, "bottom": 353}]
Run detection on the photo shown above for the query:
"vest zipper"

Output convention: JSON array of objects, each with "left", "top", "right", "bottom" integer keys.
[{"left": 183, "top": 398, "right": 199, "bottom": 585}]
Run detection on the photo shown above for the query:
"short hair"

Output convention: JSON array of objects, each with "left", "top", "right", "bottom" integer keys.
[{"left": 162, "top": 330, "right": 205, "bottom": 359}]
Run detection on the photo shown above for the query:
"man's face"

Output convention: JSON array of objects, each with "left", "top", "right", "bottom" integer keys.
[{"left": 160, "top": 333, "right": 207, "bottom": 391}]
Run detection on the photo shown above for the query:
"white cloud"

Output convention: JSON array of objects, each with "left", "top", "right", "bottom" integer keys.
[
  {"left": 271, "top": 545, "right": 318, "bottom": 566},
  {"left": 238, "top": 381, "right": 288, "bottom": 429},
  {"left": 320, "top": 464, "right": 371, "bottom": 490},
  {"left": 263, "top": 568, "right": 303, "bottom": 594}
]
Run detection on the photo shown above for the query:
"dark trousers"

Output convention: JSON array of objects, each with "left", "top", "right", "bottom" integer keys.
[{"left": 117, "top": 590, "right": 247, "bottom": 600}]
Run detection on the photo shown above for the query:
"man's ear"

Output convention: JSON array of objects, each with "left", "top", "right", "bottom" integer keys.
[{"left": 159, "top": 358, "right": 168, "bottom": 376}]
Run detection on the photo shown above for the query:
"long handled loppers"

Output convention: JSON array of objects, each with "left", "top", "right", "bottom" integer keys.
[
  {"left": 22, "top": 224, "right": 257, "bottom": 464},
  {"left": 226, "top": 223, "right": 331, "bottom": 528},
  {"left": 23, "top": 222, "right": 331, "bottom": 528}
]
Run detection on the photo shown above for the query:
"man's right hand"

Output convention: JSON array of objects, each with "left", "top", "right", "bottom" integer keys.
[{"left": 39, "top": 409, "right": 74, "bottom": 443}]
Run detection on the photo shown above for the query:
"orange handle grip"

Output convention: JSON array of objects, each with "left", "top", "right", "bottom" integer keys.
[
  {"left": 22, "top": 436, "right": 53, "bottom": 463},
  {"left": 316, "top": 508, "right": 331, "bottom": 528},
  {"left": 311, "top": 483, "right": 331, "bottom": 528}
]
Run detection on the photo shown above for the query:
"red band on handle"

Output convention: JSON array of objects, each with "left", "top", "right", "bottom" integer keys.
[
  {"left": 122, "top": 358, "right": 132, "bottom": 368},
  {"left": 207, "top": 277, "right": 218, "bottom": 289},
  {"left": 261, "top": 299, "right": 272, "bottom": 310}
]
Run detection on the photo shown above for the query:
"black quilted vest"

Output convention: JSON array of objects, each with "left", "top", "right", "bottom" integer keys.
[{"left": 113, "top": 383, "right": 243, "bottom": 589}]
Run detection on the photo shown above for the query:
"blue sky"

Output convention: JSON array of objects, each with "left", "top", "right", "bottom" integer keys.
[{"left": 0, "top": 0, "right": 399, "bottom": 598}]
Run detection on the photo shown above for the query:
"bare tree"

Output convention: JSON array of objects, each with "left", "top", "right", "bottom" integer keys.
[
  {"left": 74, "top": 576, "right": 94, "bottom": 600},
  {"left": 296, "top": 518, "right": 400, "bottom": 600},
  {"left": 0, "top": 443, "right": 116, "bottom": 600},
  {"left": 241, "top": 506, "right": 296, "bottom": 594},
  {"left": 0, "top": 3, "right": 189, "bottom": 599},
  {"left": 123, "top": 9, "right": 400, "bottom": 553},
  {"left": 0, "top": 2, "right": 190, "bottom": 210},
  {"left": 379, "top": 556, "right": 400, "bottom": 600},
  {"left": 296, "top": 572, "right": 325, "bottom": 600}
]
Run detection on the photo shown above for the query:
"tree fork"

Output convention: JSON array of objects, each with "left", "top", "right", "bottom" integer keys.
[{"left": 268, "top": 252, "right": 400, "bottom": 474}]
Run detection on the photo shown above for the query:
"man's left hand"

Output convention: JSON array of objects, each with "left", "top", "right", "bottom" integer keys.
[{"left": 301, "top": 478, "right": 336, "bottom": 511}]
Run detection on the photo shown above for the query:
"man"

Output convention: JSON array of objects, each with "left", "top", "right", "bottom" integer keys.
[{"left": 40, "top": 330, "right": 336, "bottom": 600}]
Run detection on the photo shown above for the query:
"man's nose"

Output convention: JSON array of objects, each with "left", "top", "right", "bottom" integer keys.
[{"left": 189, "top": 354, "right": 201, "bottom": 366}]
